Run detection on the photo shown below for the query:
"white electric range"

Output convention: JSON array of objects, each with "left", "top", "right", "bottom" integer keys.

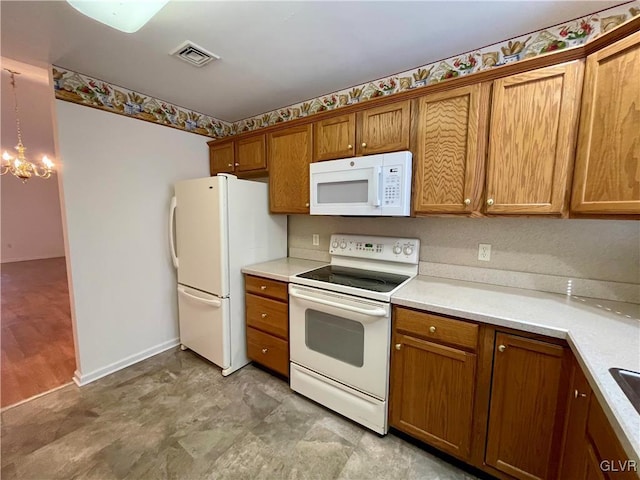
[{"left": 288, "top": 234, "right": 420, "bottom": 434}]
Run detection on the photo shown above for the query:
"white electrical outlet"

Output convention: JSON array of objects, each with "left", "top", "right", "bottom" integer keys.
[
  {"left": 312, "top": 234, "right": 320, "bottom": 246},
  {"left": 478, "top": 244, "right": 491, "bottom": 261}
]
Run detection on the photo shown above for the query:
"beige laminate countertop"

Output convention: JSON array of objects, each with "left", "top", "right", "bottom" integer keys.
[
  {"left": 241, "top": 258, "right": 640, "bottom": 464},
  {"left": 392, "top": 275, "right": 640, "bottom": 464},
  {"left": 241, "top": 257, "right": 326, "bottom": 282}
]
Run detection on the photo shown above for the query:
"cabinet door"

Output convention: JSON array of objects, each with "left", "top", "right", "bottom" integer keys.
[
  {"left": 314, "top": 114, "right": 356, "bottom": 161},
  {"left": 390, "top": 333, "right": 476, "bottom": 460},
  {"left": 571, "top": 31, "right": 640, "bottom": 214},
  {"left": 236, "top": 135, "right": 267, "bottom": 173},
  {"left": 413, "top": 84, "right": 489, "bottom": 214},
  {"left": 485, "top": 62, "right": 583, "bottom": 214},
  {"left": 486, "top": 333, "right": 567, "bottom": 480},
  {"left": 559, "top": 357, "right": 593, "bottom": 479},
  {"left": 357, "top": 101, "right": 410, "bottom": 155},
  {"left": 268, "top": 125, "right": 313, "bottom": 214},
  {"left": 209, "top": 142, "right": 235, "bottom": 175}
]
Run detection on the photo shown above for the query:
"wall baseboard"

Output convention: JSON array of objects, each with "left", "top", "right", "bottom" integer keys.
[
  {"left": 73, "top": 338, "right": 179, "bottom": 386},
  {"left": 1, "top": 254, "right": 66, "bottom": 264}
]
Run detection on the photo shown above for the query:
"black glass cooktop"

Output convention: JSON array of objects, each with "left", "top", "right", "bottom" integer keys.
[{"left": 297, "top": 265, "right": 409, "bottom": 293}]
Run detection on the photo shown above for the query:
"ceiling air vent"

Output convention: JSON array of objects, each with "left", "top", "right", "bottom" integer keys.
[{"left": 170, "top": 41, "right": 219, "bottom": 67}]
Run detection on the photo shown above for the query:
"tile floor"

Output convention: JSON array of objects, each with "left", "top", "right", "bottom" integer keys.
[{"left": 1, "top": 348, "right": 482, "bottom": 479}]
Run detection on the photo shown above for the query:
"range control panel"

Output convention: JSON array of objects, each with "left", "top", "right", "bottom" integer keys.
[{"left": 329, "top": 234, "right": 420, "bottom": 264}]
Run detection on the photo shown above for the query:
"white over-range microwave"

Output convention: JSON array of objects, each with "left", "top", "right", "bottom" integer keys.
[{"left": 309, "top": 151, "right": 412, "bottom": 216}]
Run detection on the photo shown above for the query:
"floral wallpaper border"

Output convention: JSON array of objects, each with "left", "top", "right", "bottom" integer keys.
[
  {"left": 52, "top": 68, "right": 234, "bottom": 138},
  {"left": 53, "top": 1, "right": 640, "bottom": 140}
]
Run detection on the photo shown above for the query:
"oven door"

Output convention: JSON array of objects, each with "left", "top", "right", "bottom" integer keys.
[{"left": 289, "top": 284, "right": 391, "bottom": 399}]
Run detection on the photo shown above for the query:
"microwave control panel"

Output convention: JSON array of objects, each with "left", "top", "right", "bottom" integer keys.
[
  {"left": 383, "top": 165, "right": 403, "bottom": 206},
  {"left": 329, "top": 234, "right": 420, "bottom": 264}
]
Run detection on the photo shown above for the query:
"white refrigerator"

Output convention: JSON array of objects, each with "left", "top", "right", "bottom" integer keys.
[{"left": 169, "top": 174, "right": 287, "bottom": 376}]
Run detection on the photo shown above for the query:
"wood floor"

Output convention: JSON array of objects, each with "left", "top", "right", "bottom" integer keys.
[{"left": 1, "top": 257, "right": 75, "bottom": 408}]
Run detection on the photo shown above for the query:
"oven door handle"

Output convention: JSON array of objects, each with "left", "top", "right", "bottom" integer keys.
[{"left": 289, "top": 289, "right": 388, "bottom": 318}]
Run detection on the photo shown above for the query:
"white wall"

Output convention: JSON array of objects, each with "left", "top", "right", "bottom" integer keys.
[
  {"left": 1, "top": 174, "right": 65, "bottom": 262},
  {"left": 55, "top": 101, "right": 209, "bottom": 384}
]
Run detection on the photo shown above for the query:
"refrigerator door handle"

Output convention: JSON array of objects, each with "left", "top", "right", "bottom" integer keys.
[
  {"left": 177, "top": 286, "right": 222, "bottom": 307},
  {"left": 169, "top": 196, "right": 179, "bottom": 268}
]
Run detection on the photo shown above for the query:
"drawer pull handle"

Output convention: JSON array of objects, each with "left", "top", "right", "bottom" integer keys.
[
  {"left": 260, "top": 285, "right": 267, "bottom": 290},
  {"left": 429, "top": 326, "right": 436, "bottom": 333},
  {"left": 498, "top": 344, "right": 506, "bottom": 352},
  {"left": 395, "top": 344, "right": 402, "bottom": 350},
  {"left": 227, "top": 163, "right": 233, "bottom": 167},
  {"left": 234, "top": 163, "right": 240, "bottom": 167},
  {"left": 574, "top": 389, "right": 587, "bottom": 399},
  {"left": 261, "top": 313, "right": 267, "bottom": 318},
  {"left": 361, "top": 142, "right": 367, "bottom": 148},
  {"left": 487, "top": 198, "right": 495, "bottom": 206},
  {"left": 348, "top": 144, "right": 353, "bottom": 149},
  {"left": 464, "top": 198, "right": 471, "bottom": 206},
  {"left": 262, "top": 348, "right": 268, "bottom": 354}
]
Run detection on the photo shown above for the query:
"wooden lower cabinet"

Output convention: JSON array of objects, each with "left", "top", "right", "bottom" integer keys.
[
  {"left": 485, "top": 333, "right": 569, "bottom": 480},
  {"left": 390, "top": 307, "right": 478, "bottom": 461},
  {"left": 560, "top": 356, "right": 638, "bottom": 480},
  {"left": 244, "top": 275, "right": 289, "bottom": 378}
]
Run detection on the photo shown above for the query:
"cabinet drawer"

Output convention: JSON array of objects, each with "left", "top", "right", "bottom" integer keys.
[
  {"left": 395, "top": 307, "right": 478, "bottom": 350},
  {"left": 246, "top": 293, "right": 288, "bottom": 339},
  {"left": 245, "top": 275, "right": 288, "bottom": 301},
  {"left": 247, "top": 327, "right": 289, "bottom": 377}
]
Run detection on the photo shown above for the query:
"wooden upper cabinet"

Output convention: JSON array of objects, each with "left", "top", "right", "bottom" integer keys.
[
  {"left": 357, "top": 101, "right": 411, "bottom": 155},
  {"left": 313, "top": 114, "right": 356, "bottom": 161},
  {"left": 571, "top": 31, "right": 640, "bottom": 214},
  {"left": 209, "top": 142, "right": 235, "bottom": 175},
  {"left": 485, "top": 62, "right": 584, "bottom": 215},
  {"left": 413, "top": 84, "right": 490, "bottom": 214},
  {"left": 268, "top": 124, "right": 313, "bottom": 214},
  {"left": 235, "top": 134, "right": 267, "bottom": 173},
  {"left": 486, "top": 333, "right": 568, "bottom": 480}
]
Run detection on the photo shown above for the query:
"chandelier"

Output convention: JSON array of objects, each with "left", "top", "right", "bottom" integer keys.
[{"left": 1, "top": 69, "right": 55, "bottom": 182}]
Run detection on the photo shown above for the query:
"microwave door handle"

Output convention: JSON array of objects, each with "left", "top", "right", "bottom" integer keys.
[
  {"left": 289, "top": 289, "right": 387, "bottom": 318},
  {"left": 371, "top": 166, "right": 382, "bottom": 207}
]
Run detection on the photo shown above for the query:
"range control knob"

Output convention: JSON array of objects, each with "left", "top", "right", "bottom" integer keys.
[
  {"left": 403, "top": 245, "right": 414, "bottom": 256},
  {"left": 340, "top": 242, "right": 347, "bottom": 249},
  {"left": 393, "top": 245, "right": 402, "bottom": 255},
  {"left": 331, "top": 240, "right": 339, "bottom": 249}
]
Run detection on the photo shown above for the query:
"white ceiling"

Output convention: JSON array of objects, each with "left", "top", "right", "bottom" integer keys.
[{"left": 1, "top": 1, "right": 624, "bottom": 123}]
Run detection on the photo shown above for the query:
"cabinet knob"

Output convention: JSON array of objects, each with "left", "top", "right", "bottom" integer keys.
[
  {"left": 574, "top": 389, "right": 587, "bottom": 399},
  {"left": 347, "top": 144, "right": 353, "bottom": 149},
  {"left": 234, "top": 163, "right": 240, "bottom": 167},
  {"left": 395, "top": 343, "right": 402, "bottom": 350},
  {"left": 227, "top": 163, "right": 233, "bottom": 167},
  {"left": 464, "top": 198, "right": 471, "bottom": 206},
  {"left": 262, "top": 348, "right": 268, "bottom": 354},
  {"left": 305, "top": 202, "right": 310, "bottom": 207},
  {"left": 261, "top": 313, "right": 267, "bottom": 318},
  {"left": 429, "top": 326, "right": 436, "bottom": 333},
  {"left": 498, "top": 344, "right": 506, "bottom": 352},
  {"left": 487, "top": 198, "right": 494, "bottom": 206},
  {"left": 361, "top": 142, "right": 367, "bottom": 148},
  {"left": 260, "top": 285, "right": 267, "bottom": 290}
]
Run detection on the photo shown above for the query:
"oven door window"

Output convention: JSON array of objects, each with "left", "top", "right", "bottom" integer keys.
[{"left": 305, "top": 309, "right": 364, "bottom": 367}]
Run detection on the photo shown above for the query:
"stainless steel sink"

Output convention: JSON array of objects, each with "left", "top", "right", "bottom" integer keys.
[{"left": 610, "top": 368, "right": 640, "bottom": 414}]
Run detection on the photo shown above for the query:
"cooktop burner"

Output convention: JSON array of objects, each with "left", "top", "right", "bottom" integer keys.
[{"left": 297, "top": 265, "right": 409, "bottom": 293}]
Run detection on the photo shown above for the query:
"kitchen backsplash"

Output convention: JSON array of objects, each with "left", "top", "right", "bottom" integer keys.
[
  {"left": 288, "top": 216, "right": 640, "bottom": 304},
  {"left": 52, "top": 1, "right": 640, "bottom": 139}
]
